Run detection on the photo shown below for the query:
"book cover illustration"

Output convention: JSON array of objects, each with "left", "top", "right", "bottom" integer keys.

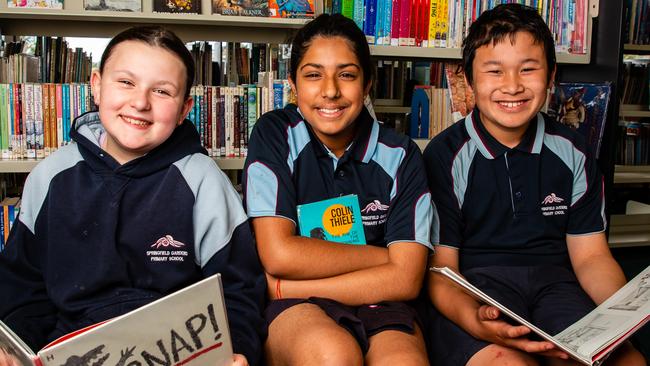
[
  {"left": 297, "top": 194, "right": 366, "bottom": 245},
  {"left": 0, "top": 274, "right": 233, "bottom": 366},
  {"left": 212, "top": 0, "right": 269, "bottom": 16},
  {"left": 153, "top": 0, "right": 200, "bottom": 13},
  {"left": 8, "top": 0, "right": 63, "bottom": 8},
  {"left": 84, "top": 0, "right": 141, "bottom": 11},
  {"left": 444, "top": 62, "right": 474, "bottom": 121},
  {"left": 547, "top": 82, "right": 611, "bottom": 158},
  {"left": 268, "top": 0, "right": 314, "bottom": 18}
]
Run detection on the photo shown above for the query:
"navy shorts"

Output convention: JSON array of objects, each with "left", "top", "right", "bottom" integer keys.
[
  {"left": 426, "top": 266, "right": 596, "bottom": 366},
  {"left": 266, "top": 297, "right": 420, "bottom": 354}
]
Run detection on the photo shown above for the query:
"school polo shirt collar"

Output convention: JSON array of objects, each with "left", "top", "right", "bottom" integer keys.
[
  {"left": 296, "top": 105, "right": 379, "bottom": 164},
  {"left": 464, "top": 108, "right": 546, "bottom": 159}
]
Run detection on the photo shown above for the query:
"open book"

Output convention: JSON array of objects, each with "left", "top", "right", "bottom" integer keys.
[
  {"left": 429, "top": 266, "right": 650, "bottom": 366},
  {"left": 0, "top": 274, "right": 233, "bottom": 366}
]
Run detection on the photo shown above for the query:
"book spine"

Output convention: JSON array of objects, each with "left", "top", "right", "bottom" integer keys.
[{"left": 364, "top": 0, "right": 378, "bottom": 44}]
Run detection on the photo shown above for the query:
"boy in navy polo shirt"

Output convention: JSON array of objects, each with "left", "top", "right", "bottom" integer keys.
[
  {"left": 423, "top": 4, "right": 646, "bottom": 366},
  {"left": 243, "top": 14, "right": 433, "bottom": 366}
]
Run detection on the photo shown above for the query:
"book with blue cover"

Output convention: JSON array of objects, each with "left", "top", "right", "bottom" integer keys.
[{"left": 297, "top": 194, "right": 366, "bottom": 245}]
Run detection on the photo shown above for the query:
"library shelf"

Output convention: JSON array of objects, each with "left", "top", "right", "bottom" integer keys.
[
  {"left": 614, "top": 165, "right": 650, "bottom": 184},
  {"left": 608, "top": 213, "right": 650, "bottom": 248}
]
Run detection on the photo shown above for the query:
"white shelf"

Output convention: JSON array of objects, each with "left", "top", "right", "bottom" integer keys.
[
  {"left": 619, "top": 104, "right": 650, "bottom": 118},
  {"left": 369, "top": 45, "right": 590, "bottom": 64},
  {"left": 614, "top": 165, "right": 650, "bottom": 184},
  {"left": 0, "top": 4, "right": 308, "bottom": 43},
  {"left": 0, "top": 157, "right": 245, "bottom": 173},
  {"left": 0, "top": 4, "right": 592, "bottom": 63},
  {"left": 608, "top": 213, "right": 650, "bottom": 248}
]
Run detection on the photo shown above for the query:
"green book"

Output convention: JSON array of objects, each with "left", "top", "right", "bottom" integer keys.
[{"left": 297, "top": 194, "right": 366, "bottom": 245}]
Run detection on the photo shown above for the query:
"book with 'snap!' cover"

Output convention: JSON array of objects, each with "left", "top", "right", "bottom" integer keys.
[
  {"left": 0, "top": 274, "right": 233, "bottom": 366},
  {"left": 297, "top": 194, "right": 366, "bottom": 245}
]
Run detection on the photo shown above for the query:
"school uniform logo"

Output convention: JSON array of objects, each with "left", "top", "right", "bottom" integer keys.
[
  {"left": 541, "top": 193, "right": 568, "bottom": 216},
  {"left": 146, "top": 235, "right": 189, "bottom": 262},
  {"left": 361, "top": 200, "right": 389, "bottom": 227}
]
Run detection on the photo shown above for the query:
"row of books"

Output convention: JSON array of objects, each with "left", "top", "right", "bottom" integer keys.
[
  {"left": 621, "top": 57, "right": 650, "bottom": 108},
  {"left": 8, "top": 0, "right": 315, "bottom": 18},
  {"left": 0, "top": 83, "right": 94, "bottom": 160},
  {"left": 1, "top": 37, "right": 93, "bottom": 84},
  {"left": 617, "top": 121, "right": 650, "bottom": 166},
  {"left": 623, "top": 0, "right": 650, "bottom": 45},
  {"left": 186, "top": 74, "right": 293, "bottom": 158},
  {"left": 329, "top": 0, "right": 588, "bottom": 53},
  {"left": 0, "top": 197, "right": 20, "bottom": 252}
]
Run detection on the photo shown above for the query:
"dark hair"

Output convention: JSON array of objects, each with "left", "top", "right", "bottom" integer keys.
[
  {"left": 290, "top": 13, "right": 373, "bottom": 90},
  {"left": 100, "top": 25, "right": 195, "bottom": 98},
  {"left": 462, "top": 4, "right": 556, "bottom": 85}
]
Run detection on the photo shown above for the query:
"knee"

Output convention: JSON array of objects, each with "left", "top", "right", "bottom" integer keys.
[
  {"left": 467, "top": 345, "right": 540, "bottom": 366},
  {"left": 306, "top": 341, "right": 364, "bottom": 366}
]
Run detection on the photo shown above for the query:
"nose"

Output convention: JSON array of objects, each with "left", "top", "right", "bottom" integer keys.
[
  {"left": 322, "top": 76, "right": 341, "bottom": 99},
  {"left": 501, "top": 71, "right": 524, "bottom": 94},
  {"left": 130, "top": 88, "right": 151, "bottom": 110}
]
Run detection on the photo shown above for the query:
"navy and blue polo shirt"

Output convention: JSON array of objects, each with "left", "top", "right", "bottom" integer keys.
[
  {"left": 243, "top": 104, "right": 433, "bottom": 249},
  {"left": 423, "top": 109, "right": 605, "bottom": 272}
]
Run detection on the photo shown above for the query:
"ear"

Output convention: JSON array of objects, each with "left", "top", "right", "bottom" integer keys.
[
  {"left": 179, "top": 96, "right": 194, "bottom": 125},
  {"left": 289, "top": 78, "right": 297, "bottom": 95},
  {"left": 548, "top": 65, "right": 557, "bottom": 90},
  {"left": 90, "top": 69, "right": 102, "bottom": 106},
  {"left": 463, "top": 73, "right": 475, "bottom": 96}
]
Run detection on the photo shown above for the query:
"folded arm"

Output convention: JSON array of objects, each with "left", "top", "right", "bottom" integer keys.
[
  {"left": 269, "top": 241, "right": 428, "bottom": 305},
  {"left": 252, "top": 216, "right": 390, "bottom": 280}
]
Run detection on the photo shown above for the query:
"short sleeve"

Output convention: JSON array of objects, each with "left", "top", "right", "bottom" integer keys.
[
  {"left": 243, "top": 111, "right": 300, "bottom": 224},
  {"left": 566, "top": 148, "right": 606, "bottom": 235},
  {"left": 422, "top": 137, "right": 465, "bottom": 248},
  {"left": 384, "top": 141, "right": 434, "bottom": 249}
]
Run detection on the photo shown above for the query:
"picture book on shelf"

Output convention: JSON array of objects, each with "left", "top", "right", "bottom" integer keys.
[
  {"left": 297, "top": 194, "right": 366, "bottom": 245},
  {"left": 84, "top": 0, "right": 141, "bottom": 11},
  {"left": 547, "top": 82, "right": 611, "bottom": 158},
  {"left": 8, "top": 0, "right": 62, "bottom": 8},
  {"left": 430, "top": 265, "right": 650, "bottom": 366},
  {"left": 212, "top": 0, "right": 269, "bottom": 16},
  {"left": 153, "top": 0, "right": 200, "bottom": 13},
  {"left": 0, "top": 274, "right": 233, "bottom": 366},
  {"left": 268, "top": 0, "right": 314, "bottom": 18},
  {"left": 444, "top": 62, "right": 474, "bottom": 121}
]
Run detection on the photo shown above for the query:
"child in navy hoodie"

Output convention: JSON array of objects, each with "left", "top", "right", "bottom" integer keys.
[{"left": 0, "top": 26, "right": 265, "bottom": 366}]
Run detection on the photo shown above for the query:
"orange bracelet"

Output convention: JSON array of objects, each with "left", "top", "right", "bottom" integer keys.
[{"left": 275, "top": 278, "right": 282, "bottom": 299}]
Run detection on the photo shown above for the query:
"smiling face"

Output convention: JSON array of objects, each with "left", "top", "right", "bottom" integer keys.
[
  {"left": 468, "top": 31, "right": 555, "bottom": 147},
  {"left": 290, "top": 36, "right": 370, "bottom": 156},
  {"left": 91, "top": 40, "right": 193, "bottom": 164}
]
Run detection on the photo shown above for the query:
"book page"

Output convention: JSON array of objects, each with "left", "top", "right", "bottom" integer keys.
[
  {"left": 555, "top": 266, "right": 650, "bottom": 360},
  {"left": 37, "top": 274, "right": 233, "bottom": 366},
  {"left": 0, "top": 321, "right": 36, "bottom": 366},
  {"left": 429, "top": 267, "right": 590, "bottom": 365}
]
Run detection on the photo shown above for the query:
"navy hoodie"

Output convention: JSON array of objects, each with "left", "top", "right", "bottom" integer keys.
[{"left": 0, "top": 112, "right": 266, "bottom": 365}]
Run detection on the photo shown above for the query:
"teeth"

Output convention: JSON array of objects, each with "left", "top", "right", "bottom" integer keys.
[
  {"left": 499, "top": 101, "right": 525, "bottom": 108},
  {"left": 122, "top": 116, "right": 151, "bottom": 126},
  {"left": 319, "top": 108, "right": 341, "bottom": 114}
]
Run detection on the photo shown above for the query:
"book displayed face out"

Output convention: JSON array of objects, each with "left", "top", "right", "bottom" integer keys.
[{"left": 0, "top": 274, "right": 234, "bottom": 366}]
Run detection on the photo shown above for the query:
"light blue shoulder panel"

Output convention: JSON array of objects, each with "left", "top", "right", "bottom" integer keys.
[
  {"left": 414, "top": 192, "right": 434, "bottom": 249},
  {"left": 174, "top": 154, "right": 248, "bottom": 267},
  {"left": 245, "top": 161, "right": 280, "bottom": 217},
  {"left": 451, "top": 140, "right": 478, "bottom": 209},
  {"left": 543, "top": 134, "right": 588, "bottom": 206},
  {"left": 371, "top": 142, "right": 406, "bottom": 201},
  {"left": 286, "top": 121, "right": 310, "bottom": 174},
  {"left": 20, "top": 144, "right": 84, "bottom": 234}
]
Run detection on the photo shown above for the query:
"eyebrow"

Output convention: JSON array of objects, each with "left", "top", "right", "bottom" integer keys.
[
  {"left": 113, "top": 70, "right": 180, "bottom": 88},
  {"left": 299, "top": 63, "right": 361, "bottom": 70},
  {"left": 481, "top": 58, "right": 542, "bottom": 67}
]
